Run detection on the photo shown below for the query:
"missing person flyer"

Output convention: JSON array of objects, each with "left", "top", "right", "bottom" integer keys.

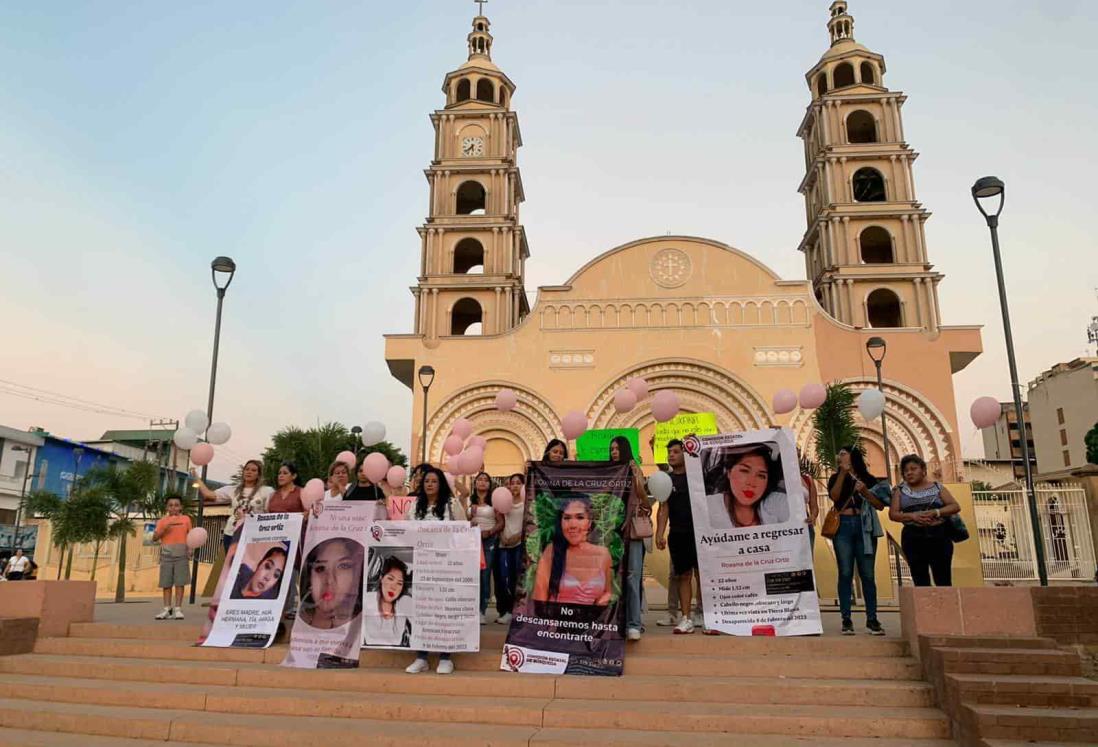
[
  {"left": 502, "top": 461, "right": 629, "bottom": 676},
  {"left": 201, "top": 512, "right": 302, "bottom": 648},
  {"left": 685, "top": 428, "right": 822, "bottom": 637},
  {"left": 281, "top": 502, "right": 373, "bottom": 669},
  {"left": 364, "top": 521, "right": 480, "bottom": 653}
]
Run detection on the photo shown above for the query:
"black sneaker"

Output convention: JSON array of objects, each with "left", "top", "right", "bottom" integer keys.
[
  {"left": 866, "top": 619, "right": 886, "bottom": 636},
  {"left": 841, "top": 618, "right": 855, "bottom": 635}
]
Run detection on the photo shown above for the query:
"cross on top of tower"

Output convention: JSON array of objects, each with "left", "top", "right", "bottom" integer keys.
[{"left": 474, "top": 0, "right": 487, "bottom": 16}]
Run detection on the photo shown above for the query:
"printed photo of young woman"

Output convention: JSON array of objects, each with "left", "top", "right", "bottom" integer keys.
[
  {"left": 702, "top": 443, "right": 791, "bottom": 529},
  {"left": 363, "top": 547, "right": 414, "bottom": 648}
]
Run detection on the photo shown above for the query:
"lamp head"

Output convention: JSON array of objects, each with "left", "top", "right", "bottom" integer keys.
[
  {"left": 971, "top": 176, "right": 1005, "bottom": 221},
  {"left": 418, "top": 365, "right": 436, "bottom": 390},
  {"left": 210, "top": 256, "right": 237, "bottom": 291},
  {"left": 866, "top": 335, "right": 887, "bottom": 363}
]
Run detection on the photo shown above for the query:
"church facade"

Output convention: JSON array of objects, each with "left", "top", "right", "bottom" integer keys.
[{"left": 385, "top": 2, "right": 982, "bottom": 481}]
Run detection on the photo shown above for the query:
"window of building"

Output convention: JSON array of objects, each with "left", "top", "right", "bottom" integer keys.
[
  {"left": 1056, "top": 407, "right": 1065, "bottom": 425},
  {"left": 846, "top": 110, "right": 878, "bottom": 143},
  {"left": 833, "top": 62, "right": 855, "bottom": 88},
  {"left": 859, "top": 226, "right": 893, "bottom": 263},
  {"left": 852, "top": 167, "right": 886, "bottom": 202},
  {"left": 815, "top": 73, "right": 828, "bottom": 98},
  {"left": 451, "top": 298, "right": 483, "bottom": 335},
  {"left": 1060, "top": 429, "right": 1068, "bottom": 446},
  {"left": 476, "top": 79, "right": 494, "bottom": 103},
  {"left": 455, "top": 181, "right": 486, "bottom": 215},
  {"left": 456, "top": 79, "right": 471, "bottom": 102},
  {"left": 453, "top": 238, "right": 485, "bottom": 274},
  {"left": 1063, "top": 450, "right": 1071, "bottom": 467},
  {"left": 860, "top": 62, "right": 876, "bottom": 85},
  {"left": 866, "top": 288, "right": 902, "bottom": 328}
]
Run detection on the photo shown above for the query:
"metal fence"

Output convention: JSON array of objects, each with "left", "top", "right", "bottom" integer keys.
[{"left": 973, "top": 485, "right": 1096, "bottom": 583}]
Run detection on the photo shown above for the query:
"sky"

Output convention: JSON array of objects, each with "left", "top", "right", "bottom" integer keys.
[{"left": 1, "top": 0, "right": 1096, "bottom": 480}]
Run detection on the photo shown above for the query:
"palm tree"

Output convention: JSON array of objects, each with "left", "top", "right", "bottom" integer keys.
[
  {"left": 25, "top": 488, "right": 110, "bottom": 579},
  {"left": 812, "top": 383, "right": 861, "bottom": 474}
]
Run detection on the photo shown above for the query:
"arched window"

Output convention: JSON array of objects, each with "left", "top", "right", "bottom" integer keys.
[
  {"left": 833, "top": 62, "right": 855, "bottom": 88},
  {"left": 860, "top": 227, "right": 893, "bottom": 263},
  {"left": 451, "top": 298, "right": 483, "bottom": 335},
  {"left": 847, "top": 110, "right": 877, "bottom": 143},
  {"left": 852, "top": 167, "right": 886, "bottom": 202},
  {"left": 455, "top": 181, "right": 486, "bottom": 215},
  {"left": 456, "top": 79, "right": 471, "bottom": 102},
  {"left": 499, "top": 88, "right": 508, "bottom": 107},
  {"left": 476, "top": 22, "right": 485, "bottom": 32},
  {"left": 476, "top": 79, "right": 494, "bottom": 102},
  {"left": 867, "top": 289, "right": 902, "bottom": 328},
  {"left": 860, "top": 62, "right": 876, "bottom": 85},
  {"left": 815, "top": 73, "right": 828, "bottom": 98},
  {"left": 453, "top": 238, "right": 485, "bottom": 273}
]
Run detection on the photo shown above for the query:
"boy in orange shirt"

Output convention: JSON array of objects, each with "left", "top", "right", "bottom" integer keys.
[{"left": 153, "top": 495, "right": 192, "bottom": 620}]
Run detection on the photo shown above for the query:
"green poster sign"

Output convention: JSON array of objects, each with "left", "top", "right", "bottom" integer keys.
[
  {"left": 575, "top": 428, "right": 640, "bottom": 463},
  {"left": 653, "top": 412, "right": 719, "bottom": 463}
]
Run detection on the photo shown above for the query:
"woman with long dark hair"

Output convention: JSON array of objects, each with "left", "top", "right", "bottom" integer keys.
[
  {"left": 230, "top": 545, "right": 288, "bottom": 600},
  {"left": 266, "top": 462, "right": 306, "bottom": 618},
  {"left": 827, "top": 446, "right": 887, "bottom": 636},
  {"left": 405, "top": 466, "right": 467, "bottom": 674},
  {"left": 493, "top": 472, "right": 526, "bottom": 625},
  {"left": 469, "top": 471, "right": 503, "bottom": 624},
  {"left": 193, "top": 459, "right": 272, "bottom": 553},
  {"left": 533, "top": 495, "right": 612, "bottom": 606},
  {"left": 543, "top": 439, "right": 568, "bottom": 463},
  {"left": 365, "top": 555, "right": 412, "bottom": 647},
  {"left": 610, "top": 436, "right": 652, "bottom": 640}
]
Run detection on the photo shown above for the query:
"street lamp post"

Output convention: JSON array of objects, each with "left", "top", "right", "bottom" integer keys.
[
  {"left": 190, "top": 256, "right": 237, "bottom": 604},
  {"left": 418, "top": 366, "right": 436, "bottom": 465},
  {"left": 972, "top": 176, "right": 1047, "bottom": 586},
  {"left": 865, "top": 336, "right": 892, "bottom": 484}
]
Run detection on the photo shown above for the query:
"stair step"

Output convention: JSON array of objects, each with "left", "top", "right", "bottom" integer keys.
[
  {"left": 31, "top": 638, "right": 924, "bottom": 680},
  {"left": 935, "top": 647, "right": 1082, "bottom": 677},
  {"left": 0, "top": 726, "right": 223, "bottom": 746},
  {"left": 981, "top": 741, "right": 1088, "bottom": 747},
  {"left": 924, "top": 635, "right": 1060, "bottom": 650},
  {"left": 0, "top": 655, "right": 934, "bottom": 706},
  {"left": 946, "top": 672, "right": 1098, "bottom": 707},
  {"left": 962, "top": 703, "right": 1098, "bottom": 743}
]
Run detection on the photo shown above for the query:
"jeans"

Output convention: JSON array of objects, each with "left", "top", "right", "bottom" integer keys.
[
  {"left": 480, "top": 538, "right": 497, "bottom": 615},
  {"left": 416, "top": 651, "right": 450, "bottom": 660},
  {"left": 832, "top": 514, "right": 878, "bottom": 622},
  {"left": 626, "top": 539, "right": 645, "bottom": 632},
  {"left": 901, "top": 526, "right": 954, "bottom": 587},
  {"left": 493, "top": 544, "right": 522, "bottom": 615}
]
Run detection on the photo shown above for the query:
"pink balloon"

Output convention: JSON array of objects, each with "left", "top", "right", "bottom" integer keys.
[
  {"left": 799, "top": 383, "right": 827, "bottom": 410},
  {"left": 185, "top": 527, "right": 208, "bottom": 550},
  {"left": 443, "top": 434, "right": 463, "bottom": 457},
  {"left": 614, "top": 389, "right": 638, "bottom": 414},
  {"left": 449, "top": 451, "right": 470, "bottom": 476},
  {"left": 465, "top": 446, "right": 485, "bottom": 472},
  {"left": 491, "top": 486, "right": 513, "bottom": 514},
  {"left": 495, "top": 389, "right": 518, "bottom": 412},
  {"left": 627, "top": 377, "right": 649, "bottom": 400},
  {"left": 386, "top": 465, "right": 406, "bottom": 489},
  {"left": 336, "top": 450, "right": 357, "bottom": 468},
  {"left": 561, "top": 411, "right": 588, "bottom": 440},
  {"left": 772, "top": 388, "right": 797, "bottom": 415},
  {"left": 190, "top": 443, "right": 214, "bottom": 466},
  {"left": 651, "top": 390, "right": 680, "bottom": 423},
  {"left": 970, "top": 396, "right": 1002, "bottom": 429},
  {"left": 452, "top": 418, "right": 473, "bottom": 440},
  {"left": 301, "top": 478, "right": 325, "bottom": 509},
  {"left": 363, "top": 452, "right": 390, "bottom": 483}
]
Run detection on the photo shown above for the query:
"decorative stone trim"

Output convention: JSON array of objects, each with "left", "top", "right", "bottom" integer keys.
[
  {"left": 753, "top": 347, "right": 805, "bottom": 367},
  {"left": 548, "top": 350, "right": 595, "bottom": 368}
]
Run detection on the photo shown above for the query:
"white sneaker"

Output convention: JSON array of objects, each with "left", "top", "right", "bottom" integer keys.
[
  {"left": 154, "top": 607, "right": 172, "bottom": 620},
  {"left": 626, "top": 628, "right": 642, "bottom": 641},
  {"left": 479, "top": 613, "right": 487, "bottom": 625},
  {"left": 655, "top": 612, "right": 681, "bottom": 627},
  {"left": 673, "top": 618, "right": 696, "bottom": 635},
  {"left": 495, "top": 612, "right": 512, "bottom": 625},
  {"left": 436, "top": 658, "right": 454, "bottom": 675},
  {"left": 171, "top": 607, "right": 185, "bottom": 620},
  {"left": 405, "top": 658, "right": 429, "bottom": 674}
]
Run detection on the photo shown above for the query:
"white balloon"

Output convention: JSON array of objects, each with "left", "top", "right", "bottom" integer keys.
[
  {"left": 857, "top": 389, "right": 886, "bottom": 421},
  {"left": 206, "top": 422, "right": 232, "bottom": 445},
  {"left": 362, "top": 421, "right": 386, "bottom": 447},
  {"left": 647, "top": 471, "right": 674, "bottom": 503},
  {"left": 184, "top": 409, "right": 209, "bottom": 433},
  {"left": 172, "top": 427, "right": 198, "bottom": 450}
]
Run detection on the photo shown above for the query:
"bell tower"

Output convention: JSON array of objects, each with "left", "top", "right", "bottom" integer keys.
[
  {"left": 413, "top": 11, "right": 530, "bottom": 340},
  {"left": 797, "top": 1, "right": 942, "bottom": 332}
]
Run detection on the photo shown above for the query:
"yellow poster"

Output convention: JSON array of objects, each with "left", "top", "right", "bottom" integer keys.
[{"left": 653, "top": 412, "right": 719, "bottom": 463}]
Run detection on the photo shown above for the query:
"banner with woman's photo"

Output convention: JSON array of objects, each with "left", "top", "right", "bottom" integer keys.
[
  {"left": 363, "top": 521, "right": 480, "bottom": 652},
  {"left": 501, "top": 461, "right": 629, "bottom": 676},
  {"left": 281, "top": 502, "right": 373, "bottom": 668},
  {"left": 684, "top": 428, "right": 822, "bottom": 636},
  {"left": 200, "top": 512, "right": 302, "bottom": 648}
]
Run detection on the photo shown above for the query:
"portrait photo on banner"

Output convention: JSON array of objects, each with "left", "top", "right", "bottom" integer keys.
[
  {"left": 363, "top": 545, "right": 414, "bottom": 649},
  {"left": 300, "top": 537, "right": 365, "bottom": 631},
  {"left": 700, "top": 440, "right": 791, "bottom": 529},
  {"left": 229, "top": 540, "right": 290, "bottom": 601}
]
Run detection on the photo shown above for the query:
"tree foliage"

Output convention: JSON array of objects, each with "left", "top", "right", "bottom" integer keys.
[
  {"left": 812, "top": 383, "right": 861, "bottom": 473},
  {"left": 1085, "top": 422, "right": 1098, "bottom": 466},
  {"left": 260, "top": 422, "right": 407, "bottom": 484}
]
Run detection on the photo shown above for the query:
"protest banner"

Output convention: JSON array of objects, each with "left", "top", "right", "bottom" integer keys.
[
  {"left": 501, "top": 461, "right": 629, "bottom": 676},
  {"left": 200, "top": 512, "right": 302, "bottom": 648},
  {"left": 684, "top": 428, "right": 822, "bottom": 636},
  {"left": 653, "top": 412, "right": 718, "bottom": 463},
  {"left": 282, "top": 502, "right": 373, "bottom": 669},
  {"left": 386, "top": 493, "right": 415, "bottom": 521},
  {"left": 364, "top": 521, "right": 480, "bottom": 652},
  {"left": 575, "top": 428, "right": 639, "bottom": 463}
]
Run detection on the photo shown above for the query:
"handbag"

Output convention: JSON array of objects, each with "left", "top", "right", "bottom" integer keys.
[
  {"left": 821, "top": 491, "right": 856, "bottom": 540},
  {"left": 631, "top": 511, "right": 654, "bottom": 540},
  {"left": 946, "top": 514, "right": 970, "bottom": 543}
]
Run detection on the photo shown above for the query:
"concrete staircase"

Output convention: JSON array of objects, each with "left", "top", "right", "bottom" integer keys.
[{"left": 0, "top": 621, "right": 959, "bottom": 746}]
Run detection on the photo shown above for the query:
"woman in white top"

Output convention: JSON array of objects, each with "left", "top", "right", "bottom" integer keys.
[
  {"left": 322, "top": 460, "right": 353, "bottom": 503},
  {"left": 468, "top": 471, "right": 503, "bottom": 624},
  {"left": 193, "top": 459, "right": 273, "bottom": 553},
  {"left": 404, "top": 466, "right": 468, "bottom": 675},
  {"left": 493, "top": 473, "right": 526, "bottom": 625}
]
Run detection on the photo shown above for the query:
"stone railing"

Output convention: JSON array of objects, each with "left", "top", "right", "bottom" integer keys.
[{"left": 538, "top": 295, "right": 811, "bottom": 331}]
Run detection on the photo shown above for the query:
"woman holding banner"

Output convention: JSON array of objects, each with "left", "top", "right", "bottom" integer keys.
[
  {"left": 323, "top": 460, "right": 352, "bottom": 502},
  {"left": 267, "top": 462, "right": 306, "bottom": 618},
  {"left": 469, "top": 472, "right": 503, "bottom": 624},
  {"left": 611, "top": 436, "right": 652, "bottom": 641},
  {"left": 193, "top": 460, "right": 272, "bottom": 554},
  {"left": 405, "top": 466, "right": 468, "bottom": 674}
]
